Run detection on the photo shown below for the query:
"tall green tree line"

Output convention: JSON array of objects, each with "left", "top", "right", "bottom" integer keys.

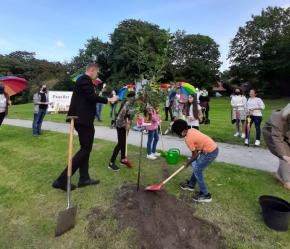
[{"left": 228, "top": 6, "right": 290, "bottom": 96}]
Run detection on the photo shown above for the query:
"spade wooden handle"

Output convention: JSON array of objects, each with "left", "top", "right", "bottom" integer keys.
[
  {"left": 67, "top": 118, "right": 75, "bottom": 177},
  {"left": 125, "top": 118, "right": 129, "bottom": 157},
  {"left": 159, "top": 124, "right": 165, "bottom": 151},
  {"left": 161, "top": 165, "right": 185, "bottom": 186}
]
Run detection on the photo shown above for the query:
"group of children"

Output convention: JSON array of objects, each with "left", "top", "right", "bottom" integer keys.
[
  {"left": 231, "top": 88, "right": 265, "bottom": 146},
  {"left": 163, "top": 90, "right": 210, "bottom": 135},
  {"left": 108, "top": 90, "right": 218, "bottom": 203}
]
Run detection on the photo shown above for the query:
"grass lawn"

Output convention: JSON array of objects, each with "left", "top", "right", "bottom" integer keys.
[
  {"left": 0, "top": 125, "right": 289, "bottom": 249},
  {"left": 8, "top": 97, "right": 289, "bottom": 146}
]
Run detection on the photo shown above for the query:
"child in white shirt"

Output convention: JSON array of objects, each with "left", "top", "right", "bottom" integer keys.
[
  {"left": 231, "top": 88, "right": 247, "bottom": 138},
  {"left": 245, "top": 89, "right": 265, "bottom": 146}
]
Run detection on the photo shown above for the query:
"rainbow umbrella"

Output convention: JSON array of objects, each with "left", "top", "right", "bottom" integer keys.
[
  {"left": 117, "top": 85, "right": 135, "bottom": 101},
  {"left": 178, "top": 82, "right": 196, "bottom": 94},
  {"left": 0, "top": 76, "right": 28, "bottom": 96},
  {"left": 72, "top": 74, "right": 102, "bottom": 86}
]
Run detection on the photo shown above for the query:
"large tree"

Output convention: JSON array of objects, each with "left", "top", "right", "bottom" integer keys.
[
  {"left": 109, "top": 19, "right": 170, "bottom": 84},
  {"left": 228, "top": 6, "right": 290, "bottom": 95},
  {"left": 70, "top": 37, "right": 110, "bottom": 81},
  {"left": 0, "top": 51, "right": 68, "bottom": 103},
  {"left": 172, "top": 30, "right": 221, "bottom": 88}
]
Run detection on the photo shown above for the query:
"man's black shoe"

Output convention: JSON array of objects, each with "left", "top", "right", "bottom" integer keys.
[
  {"left": 78, "top": 178, "right": 100, "bottom": 188},
  {"left": 108, "top": 162, "right": 120, "bottom": 172},
  {"left": 52, "top": 180, "right": 77, "bottom": 192}
]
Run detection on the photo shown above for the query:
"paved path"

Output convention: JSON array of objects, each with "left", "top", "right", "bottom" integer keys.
[{"left": 3, "top": 118, "right": 279, "bottom": 173}]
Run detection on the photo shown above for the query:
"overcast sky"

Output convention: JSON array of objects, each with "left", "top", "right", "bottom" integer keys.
[{"left": 0, "top": 0, "right": 289, "bottom": 71}]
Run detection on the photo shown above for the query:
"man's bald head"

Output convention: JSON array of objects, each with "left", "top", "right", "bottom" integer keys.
[{"left": 85, "top": 63, "right": 100, "bottom": 79}]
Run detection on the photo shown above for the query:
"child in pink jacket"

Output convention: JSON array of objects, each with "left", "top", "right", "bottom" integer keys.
[{"left": 146, "top": 104, "right": 161, "bottom": 160}]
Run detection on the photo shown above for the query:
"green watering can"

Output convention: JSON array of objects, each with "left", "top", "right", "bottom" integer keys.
[{"left": 161, "top": 148, "right": 180, "bottom": 165}]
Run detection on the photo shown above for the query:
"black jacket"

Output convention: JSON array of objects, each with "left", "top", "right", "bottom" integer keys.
[{"left": 67, "top": 74, "right": 108, "bottom": 126}]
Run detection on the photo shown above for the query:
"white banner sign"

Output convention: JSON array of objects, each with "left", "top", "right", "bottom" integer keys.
[{"left": 47, "top": 91, "right": 72, "bottom": 113}]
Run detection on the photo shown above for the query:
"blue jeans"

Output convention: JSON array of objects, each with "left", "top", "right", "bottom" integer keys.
[
  {"left": 246, "top": 116, "right": 262, "bottom": 140},
  {"left": 32, "top": 109, "right": 46, "bottom": 135},
  {"left": 110, "top": 103, "right": 117, "bottom": 119},
  {"left": 147, "top": 129, "right": 159, "bottom": 155},
  {"left": 96, "top": 103, "right": 104, "bottom": 121},
  {"left": 189, "top": 147, "right": 219, "bottom": 195}
]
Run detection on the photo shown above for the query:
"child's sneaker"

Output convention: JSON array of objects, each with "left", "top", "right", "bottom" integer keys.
[
  {"left": 254, "top": 140, "right": 260, "bottom": 146},
  {"left": 179, "top": 181, "right": 195, "bottom": 191},
  {"left": 108, "top": 162, "right": 120, "bottom": 172},
  {"left": 154, "top": 152, "right": 161, "bottom": 157},
  {"left": 147, "top": 154, "right": 157, "bottom": 160},
  {"left": 241, "top": 133, "right": 245, "bottom": 139},
  {"left": 244, "top": 139, "right": 249, "bottom": 145},
  {"left": 234, "top": 132, "right": 240, "bottom": 137},
  {"left": 121, "top": 159, "right": 133, "bottom": 168},
  {"left": 193, "top": 192, "right": 212, "bottom": 203}
]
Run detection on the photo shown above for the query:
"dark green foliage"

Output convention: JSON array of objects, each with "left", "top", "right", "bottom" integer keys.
[
  {"left": 69, "top": 37, "right": 110, "bottom": 82},
  {"left": 171, "top": 30, "right": 221, "bottom": 89},
  {"left": 0, "top": 51, "right": 68, "bottom": 103},
  {"left": 109, "top": 19, "right": 171, "bottom": 85},
  {"left": 228, "top": 7, "right": 290, "bottom": 96}
]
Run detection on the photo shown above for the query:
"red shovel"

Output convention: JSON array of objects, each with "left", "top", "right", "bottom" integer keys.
[{"left": 146, "top": 159, "right": 193, "bottom": 191}]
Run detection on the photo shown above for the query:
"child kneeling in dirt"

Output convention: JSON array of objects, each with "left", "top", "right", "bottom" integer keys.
[{"left": 172, "top": 119, "right": 219, "bottom": 203}]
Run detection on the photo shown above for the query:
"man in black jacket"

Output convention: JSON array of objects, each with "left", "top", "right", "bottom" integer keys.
[{"left": 53, "top": 63, "right": 117, "bottom": 191}]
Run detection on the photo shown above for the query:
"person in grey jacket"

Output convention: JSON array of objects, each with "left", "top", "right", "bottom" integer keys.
[
  {"left": 32, "top": 85, "right": 49, "bottom": 136},
  {"left": 263, "top": 103, "right": 290, "bottom": 190},
  {"left": 108, "top": 92, "right": 136, "bottom": 171}
]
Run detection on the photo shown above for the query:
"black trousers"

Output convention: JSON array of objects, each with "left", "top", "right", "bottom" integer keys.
[
  {"left": 110, "top": 127, "right": 126, "bottom": 163},
  {"left": 204, "top": 107, "right": 209, "bottom": 121},
  {"left": 57, "top": 123, "right": 95, "bottom": 184},
  {"left": 165, "top": 107, "right": 173, "bottom": 121},
  {"left": 0, "top": 112, "right": 5, "bottom": 126},
  {"left": 187, "top": 125, "right": 199, "bottom": 130}
]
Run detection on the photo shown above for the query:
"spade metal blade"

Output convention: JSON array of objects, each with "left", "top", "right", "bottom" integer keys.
[
  {"left": 55, "top": 206, "right": 77, "bottom": 237},
  {"left": 145, "top": 185, "right": 162, "bottom": 191}
]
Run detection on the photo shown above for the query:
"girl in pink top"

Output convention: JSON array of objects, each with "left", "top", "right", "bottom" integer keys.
[{"left": 145, "top": 104, "right": 161, "bottom": 160}]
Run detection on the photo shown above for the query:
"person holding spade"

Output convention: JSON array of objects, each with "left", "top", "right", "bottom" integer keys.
[
  {"left": 53, "top": 63, "right": 118, "bottom": 191},
  {"left": 172, "top": 119, "right": 219, "bottom": 203}
]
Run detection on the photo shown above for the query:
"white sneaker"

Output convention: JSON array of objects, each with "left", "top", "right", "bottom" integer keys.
[
  {"left": 234, "top": 132, "right": 240, "bottom": 137},
  {"left": 241, "top": 133, "right": 245, "bottom": 139},
  {"left": 255, "top": 140, "right": 260, "bottom": 146},
  {"left": 154, "top": 152, "right": 161, "bottom": 157},
  {"left": 244, "top": 139, "right": 249, "bottom": 145},
  {"left": 147, "top": 154, "right": 157, "bottom": 160}
]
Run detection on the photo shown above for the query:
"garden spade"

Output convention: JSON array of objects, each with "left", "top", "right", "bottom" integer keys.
[
  {"left": 145, "top": 165, "right": 185, "bottom": 191},
  {"left": 137, "top": 128, "right": 144, "bottom": 191},
  {"left": 159, "top": 123, "right": 167, "bottom": 157},
  {"left": 146, "top": 160, "right": 193, "bottom": 191},
  {"left": 246, "top": 112, "right": 251, "bottom": 147},
  {"left": 55, "top": 116, "right": 78, "bottom": 237},
  {"left": 125, "top": 119, "right": 129, "bottom": 158}
]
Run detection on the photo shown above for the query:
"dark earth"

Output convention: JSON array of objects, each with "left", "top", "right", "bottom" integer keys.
[{"left": 112, "top": 184, "right": 225, "bottom": 249}]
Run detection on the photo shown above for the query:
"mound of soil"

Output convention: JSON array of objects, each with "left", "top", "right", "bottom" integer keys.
[{"left": 114, "top": 184, "right": 224, "bottom": 249}]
